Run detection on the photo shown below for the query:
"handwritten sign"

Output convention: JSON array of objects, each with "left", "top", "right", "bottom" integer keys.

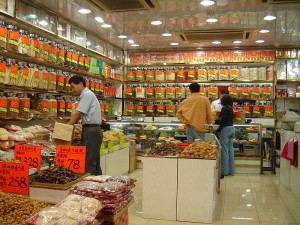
[
  {"left": 0, "top": 162, "right": 29, "bottom": 195},
  {"left": 15, "top": 145, "right": 41, "bottom": 170},
  {"left": 55, "top": 146, "right": 86, "bottom": 173},
  {"left": 108, "top": 141, "right": 114, "bottom": 153}
]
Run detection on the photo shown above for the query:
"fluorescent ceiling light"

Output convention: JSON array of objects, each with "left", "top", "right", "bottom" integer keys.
[
  {"left": 212, "top": 41, "right": 221, "bottom": 44},
  {"left": 95, "top": 16, "right": 104, "bottom": 23},
  {"left": 255, "top": 40, "right": 265, "bottom": 43},
  {"left": 170, "top": 42, "right": 179, "bottom": 45},
  {"left": 118, "top": 35, "right": 127, "bottom": 38},
  {"left": 26, "top": 14, "right": 37, "bottom": 19},
  {"left": 200, "top": 0, "right": 215, "bottom": 6},
  {"left": 78, "top": 8, "right": 91, "bottom": 14},
  {"left": 162, "top": 33, "right": 172, "bottom": 37},
  {"left": 151, "top": 20, "right": 162, "bottom": 25},
  {"left": 233, "top": 40, "right": 242, "bottom": 44},
  {"left": 86, "top": 41, "right": 91, "bottom": 46},
  {"left": 264, "top": 15, "right": 276, "bottom": 21},
  {"left": 128, "top": 40, "right": 134, "bottom": 44},
  {"left": 131, "top": 44, "right": 139, "bottom": 47},
  {"left": 206, "top": 18, "right": 218, "bottom": 23},
  {"left": 38, "top": 20, "right": 48, "bottom": 26},
  {"left": 101, "top": 24, "right": 112, "bottom": 28},
  {"left": 234, "top": 51, "right": 242, "bottom": 54},
  {"left": 259, "top": 29, "right": 270, "bottom": 33}
]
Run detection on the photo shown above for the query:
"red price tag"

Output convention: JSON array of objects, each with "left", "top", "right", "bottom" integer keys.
[
  {"left": 55, "top": 146, "right": 86, "bottom": 173},
  {"left": 14, "top": 145, "right": 41, "bottom": 170},
  {"left": 0, "top": 162, "right": 29, "bottom": 195}
]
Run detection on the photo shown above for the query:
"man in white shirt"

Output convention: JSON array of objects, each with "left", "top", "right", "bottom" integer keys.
[{"left": 211, "top": 89, "right": 229, "bottom": 111}]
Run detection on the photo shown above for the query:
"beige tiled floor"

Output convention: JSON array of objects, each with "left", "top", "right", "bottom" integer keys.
[{"left": 128, "top": 169, "right": 300, "bottom": 225}]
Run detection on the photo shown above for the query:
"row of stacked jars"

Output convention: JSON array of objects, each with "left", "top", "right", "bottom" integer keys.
[
  {"left": 125, "top": 101, "right": 181, "bottom": 117},
  {"left": 126, "top": 66, "right": 272, "bottom": 81},
  {"left": 0, "top": 58, "right": 115, "bottom": 97},
  {"left": 125, "top": 84, "right": 273, "bottom": 100},
  {"left": 232, "top": 101, "right": 274, "bottom": 118},
  {"left": 0, "top": 21, "right": 90, "bottom": 71}
]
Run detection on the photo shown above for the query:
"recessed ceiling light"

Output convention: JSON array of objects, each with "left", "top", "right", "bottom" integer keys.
[
  {"left": 162, "top": 33, "right": 172, "bottom": 36},
  {"left": 86, "top": 41, "right": 91, "bottom": 46},
  {"left": 206, "top": 18, "right": 218, "bottom": 23},
  {"left": 118, "top": 35, "right": 127, "bottom": 39},
  {"left": 255, "top": 40, "right": 265, "bottom": 43},
  {"left": 78, "top": 8, "right": 91, "bottom": 14},
  {"left": 170, "top": 42, "right": 179, "bottom": 45},
  {"left": 200, "top": 0, "right": 215, "bottom": 6},
  {"left": 38, "top": 20, "right": 48, "bottom": 26},
  {"left": 95, "top": 16, "right": 104, "bottom": 23},
  {"left": 151, "top": 20, "right": 162, "bottom": 25},
  {"left": 212, "top": 41, "right": 221, "bottom": 44},
  {"left": 259, "top": 29, "right": 270, "bottom": 33},
  {"left": 128, "top": 40, "right": 134, "bottom": 44},
  {"left": 131, "top": 44, "right": 139, "bottom": 47},
  {"left": 233, "top": 40, "right": 242, "bottom": 44},
  {"left": 264, "top": 15, "right": 276, "bottom": 21},
  {"left": 101, "top": 24, "right": 112, "bottom": 28}
]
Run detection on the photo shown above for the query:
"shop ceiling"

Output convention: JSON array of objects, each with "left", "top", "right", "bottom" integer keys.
[{"left": 33, "top": 0, "right": 300, "bottom": 52}]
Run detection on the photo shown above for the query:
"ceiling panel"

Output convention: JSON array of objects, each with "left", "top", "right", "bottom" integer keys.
[{"left": 33, "top": 0, "right": 300, "bottom": 51}]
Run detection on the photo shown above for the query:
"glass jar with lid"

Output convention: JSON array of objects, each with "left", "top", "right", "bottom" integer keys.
[
  {"left": 48, "top": 96, "right": 57, "bottom": 118},
  {"left": 57, "top": 44, "right": 65, "bottom": 66},
  {"left": 208, "top": 67, "right": 218, "bottom": 80},
  {"left": 146, "top": 101, "right": 154, "bottom": 116},
  {"left": 36, "top": 94, "right": 49, "bottom": 119},
  {"left": 48, "top": 68, "right": 57, "bottom": 91},
  {"left": 155, "top": 67, "right": 165, "bottom": 81},
  {"left": 56, "top": 70, "right": 64, "bottom": 91},
  {"left": 185, "top": 85, "right": 191, "bottom": 97},
  {"left": 6, "top": 92, "right": 19, "bottom": 119},
  {"left": 18, "top": 62, "right": 30, "bottom": 87},
  {"left": 166, "top": 101, "right": 175, "bottom": 116},
  {"left": 146, "top": 85, "right": 154, "bottom": 98},
  {"left": 136, "top": 85, "right": 145, "bottom": 98},
  {"left": 155, "top": 85, "right": 165, "bottom": 98},
  {"left": 18, "top": 93, "right": 30, "bottom": 120},
  {"left": 229, "top": 66, "right": 239, "bottom": 80},
  {"left": 166, "top": 84, "right": 175, "bottom": 98},
  {"left": 0, "top": 93, "right": 7, "bottom": 119},
  {"left": 135, "top": 101, "right": 144, "bottom": 114},
  {"left": 5, "top": 58, "right": 19, "bottom": 85},
  {"left": 0, "top": 20, "right": 7, "bottom": 49},
  {"left": 49, "top": 41, "right": 58, "bottom": 63},
  {"left": 84, "top": 55, "right": 90, "bottom": 71},
  {"left": 135, "top": 67, "right": 145, "bottom": 81},
  {"left": 57, "top": 97, "right": 66, "bottom": 118},
  {"left": 125, "top": 84, "right": 134, "bottom": 98},
  {"left": 65, "top": 98, "right": 73, "bottom": 117},
  {"left": 71, "top": 49, "right": 79, "bottom": 69},
  {"left": 40, "top": 38, "right": 49, "bottom": 61},
  {"left": 18, "top": 29, "right": 29, "bottom": 55},
  {"left": 39, "top": 66, "right": 49, "bottom": 89},
  {"left": 125, "top": 101, "right": 134, "bottom": 115},
  {"left": 197, "top": 67, "right": 207, "bottom": 80},
  {"left": 0, "top": 57, "right": 6, "bottom": 83},
  {"left": 94, "top": 80, "right": 99, "bottom": 96},
  {"left": 156, "top": 102, "right": 165, "bottom": 116},
  {"left": 99, "top": 81, "right": 104, "bottom": 97},
  {"left": 145, "top": 67, "right": 154, "bottom": 81},
  {"left": 64, "top": 72, "right": 71, "bottom": 92},
  {"left": 78, "top": 53, "right": 85, "bottom": 70},
  {"left": 187, "top": 67, "right": 196, "bottom": 80},
  {"left": 90, "top": 79, "right": 95, "bottom": 93},
  {"left": 175, "top": 85, "right": 185, "bottom": 99},
  {"left": 65, "top": 47, "right": 72, "bottom": 67},
  {"left": 29, "top": 64, "right": 39, "bottom": 88},
  {"left": 7, "top": 25, "right": 19, "bottom": 52},
  {"left": 165, "top": 67, "right": 175, "bottom": 81},
  {"left": 29, "top": 34, "right": 41, "bottom": 60},
  {"left": 177, "top": 67, "right": 186, "bottom": 81},
  {"left": 126, "top": 68, "right": 135, "bottom": 81}
]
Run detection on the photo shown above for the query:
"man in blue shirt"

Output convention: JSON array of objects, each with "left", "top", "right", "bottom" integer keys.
[{"left": 68, "top": 75, "right": 103, "bottom": 175}]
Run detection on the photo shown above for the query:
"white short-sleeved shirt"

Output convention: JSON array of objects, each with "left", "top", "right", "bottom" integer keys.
[
  {"left": 211, "top": 99, "right": 222, "bottom": 111},
  {"left": 77, "top": 88, "right": 101, "bottom": 124}
]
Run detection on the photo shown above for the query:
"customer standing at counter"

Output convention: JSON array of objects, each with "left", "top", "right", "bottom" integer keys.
[
  {"left": 176, "top": 83, "right": 213, "bottom": 142},
  {"left": 211, "top": 89, "right": 229, "bottom": 111},
  {"left": 217, "top": 94, "right": 234, "bottom": 179},
  {"left": 67, "top": 75, "right": 103, "bottom": 175}
]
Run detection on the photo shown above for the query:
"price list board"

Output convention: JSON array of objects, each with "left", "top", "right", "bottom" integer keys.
[
  {"left": 55, "top": 146, "right": 86, "bottom": 173},
  {"left": 0, "top": 162, "right": 29, "bottom": 195}
]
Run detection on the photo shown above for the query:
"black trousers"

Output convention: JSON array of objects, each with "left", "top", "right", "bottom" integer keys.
[{"left": 81, "top": 126, "right": 103, "bottom": 175}]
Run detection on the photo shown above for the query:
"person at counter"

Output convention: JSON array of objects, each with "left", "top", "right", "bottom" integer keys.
[
  {"left": 211, "top": 89, "right": 229, "bottom": 111},
  {"left": 67, "top": 75, "right": 103, "bottom": 175},
  {"left": 216, "top": 94, "right": 234, "bottom": 179},
  {"left": 176, "top": 82, "right": 213, "bottom": 142}
]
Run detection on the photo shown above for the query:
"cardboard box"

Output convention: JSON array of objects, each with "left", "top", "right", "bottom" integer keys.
[{"left": 52, "top": 122, "right": 74, "bottom": 141}]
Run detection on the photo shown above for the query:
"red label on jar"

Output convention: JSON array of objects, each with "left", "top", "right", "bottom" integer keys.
[
  {"left": 176, "top": 87, "right": 182, "bottom": 93},
  {"left": 146, "top": 88, "right": 153, "bottom": 93},
  {"left": 0, "top": 99, "right": 7, "bottom": 107},
  {"left": 136, "top": 88, "right": 142, "bottom": 93},
  {"left": 265, "top": 106, "right": 272, "bottom": 112},
  {"left": 136, "top": 70, "right": 143, "bottom": 76},
  {"left": 99, "top": 83, "right": 104, "bottom": 92},
  {"left": 156, "top": 87, "right": 162, "bottom": 93},
  {"left": 156, "top": 70, "right": 162, "bottom": 75},
  {"left": 24, "top": 99, "right": 30, "bottom": 108},
  {"left": 84, "top": 57, "right": 90, "bottom": 66},
  {"left": 11, "top": 99, "right": 19, "bottom": 108},
  {"left": 127, "top": 105, "right": 133, "bottom": 110},
  {"left": 51, "top": 74, "right": 57, "bottom": 83},
  {"left": 72, "top": 53, "right": 79, "bottom": 63},
  {"left": 43, "top": 100, "right": 49, "bottom": 108},
  {"left": 34, "top": 71, "right": 39, "bottom": 80},
  {"left": 23, "top": 68, "right": 29, "bottom": 79},
  {"left": 33, "top": 39, "right": 40, "bottom": 49},
  {"left": 59, "top": 49, "right": 65, "bottom": 57},
  {"left": 0, "top": 62, "right": 6, "bottom": 72},
  {"left": 66, "top": 51, "right": 72, "bottom": 61},
  {"left": 0, "top": 27, "right": 7, "bottom": 38},
  {"left": 147, "top": 105, "right": 153, "bottom": 110},
  {"left": 200, "top": 87, "right": 205, "bottom": 93},
  {"left": 157, "top": 105, "right": 164, "bottom": 110},
  {"left": 21, "top": 36, "right": 29, "bottom": 45},
  {"left": 60, "top": 102, "right": 66, "bottom": 109},
  {"left": 166, "top": 88, "right": 173, "bottom": 93},
  {"left": 75, "top": 102, "right": 78, "bottom": 109},
  {"left": 146, "top": 70, "right": 153, "bottom": 76},
  {"left": 9, "top": 30, "right": 19, "bottom": 41},
  {"left": 137, "top": 105, "right": 143, "bottom": 110},
  {"left": 52, "top": 101, "right": 57, "bottom": 108},
  {"left": 126, "top": 88, "right": 132, "bottom": 94},
  {"left": 263, "top": 87, "right": 271, "bottom": 93},
  {"left": 95, "top": 83, "right": 100, "bottom": 91},
  {"left": 43, "top": 72, "right": 48, "bottom": 82},
  {"left": 44, "top": 43, "right": 49, "bottom": 51},
  {"left": 67, "top": 102, "right": 72, "bottom": 109},
  {"left": 11, "top": 65, "right": 18, "bottom": 75},
  {"left": 166, "top": 105, "right": 173, "bottom": 110},
  {"left": 58, "top": 75, "right": 64, "bottom": 86},
  {"left": 253, "top": 106, "right": 260, "bottom": 111},
  {"left": 51, "top": 46, "right": 57, "bottom": 54},
  {"left": 244, "top": 106, "right": 250, "bottom": 112},
  {"left": 252, "top": 87, "right": 260, "bottom": 93},
  {"left": 79, "top": 56, "right": 84, "bottom": 65},
  {"left": 166, "top": 70, "right": 172, "bottom": 75}
]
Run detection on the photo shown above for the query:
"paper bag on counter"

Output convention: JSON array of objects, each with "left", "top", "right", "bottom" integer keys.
[{"left": 52, "top": 122, "right": 74, "bottom": 142}]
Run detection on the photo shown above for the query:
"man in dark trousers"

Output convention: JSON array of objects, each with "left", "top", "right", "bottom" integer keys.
[{"left": 67, "top": 75, "right": 103, "bottom": 175}]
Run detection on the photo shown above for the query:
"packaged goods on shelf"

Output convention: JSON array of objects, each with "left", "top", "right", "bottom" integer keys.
[
  {"left": 7, "top": 25, "right": 19, "bottom": 52},
  {"left": 187, "top": 67, "right": 196, "bottom": 80},
  {"left": 198, "top": 67, "right": 207, "bottom": 80},
  {"left": 166, "top": 85, "right": 175, "bottom": 98},
  {"left": 18, "top": 62, "right": 30, "bottom": 87},
  {"left": 177, "top": 67, "right": 186, "bottom": 81},
  {"left": 166, "top": 67, "right": 175, "bottom": 80},
  {"left": 207, "top": 67, "right": 218, "bottom": 80},
  {"left": 0, "top": 191, "right": 48, "bottom": 225},
  {"left": 287, "top": 59, "right": 299, "bottom": 80},
  {"left": 0, "top": 21, "right": 7, "bottom": 49},
  {"left": 249, "top": 67, "right": 258, "bottom": 80},
  {"left": 5, "top": 58, "right": 19, "bottom": 85},
  {"left": 276, "top": 60, "right": 287, "bottom": 80},
  {"left": 258, "top": 67, "right": 267, "bottom": 80},
  {"left": 219, "top": 66, "right": 229, "bottom": 80},
  {"left": 229, "top": 67, "right": 239, "bottom": 80},
  {"left": 240, "top": 67, "right": 250, "bottom": 80}
]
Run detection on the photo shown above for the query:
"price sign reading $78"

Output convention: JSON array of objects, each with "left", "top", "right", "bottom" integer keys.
[
  {"left": 55, "top": 146, "right": 86, "bottom": 173},
  {"left": 0, "top": 162, "right": 29, "bottom": 195}
]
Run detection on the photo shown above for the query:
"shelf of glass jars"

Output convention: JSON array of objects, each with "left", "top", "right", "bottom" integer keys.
[
  {"left": 0, "top": 50, "right": 122, "bottom": 84},
  {"left": 124, "top": 80, "right": 274, "bottom": 84},
  {"left": 277, "top": 79, "right": 300, "bottom": 82},
  {"left": 126, "top": 62, "right": 274, "bottom": 67},
  {"left": 0, "top": 12, "right": 123, "bottom": 67}
]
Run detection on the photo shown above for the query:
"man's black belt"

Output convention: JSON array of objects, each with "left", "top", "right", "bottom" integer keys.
[{"left": 82, "top": 124, "right": 100, "bottom": 127}]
